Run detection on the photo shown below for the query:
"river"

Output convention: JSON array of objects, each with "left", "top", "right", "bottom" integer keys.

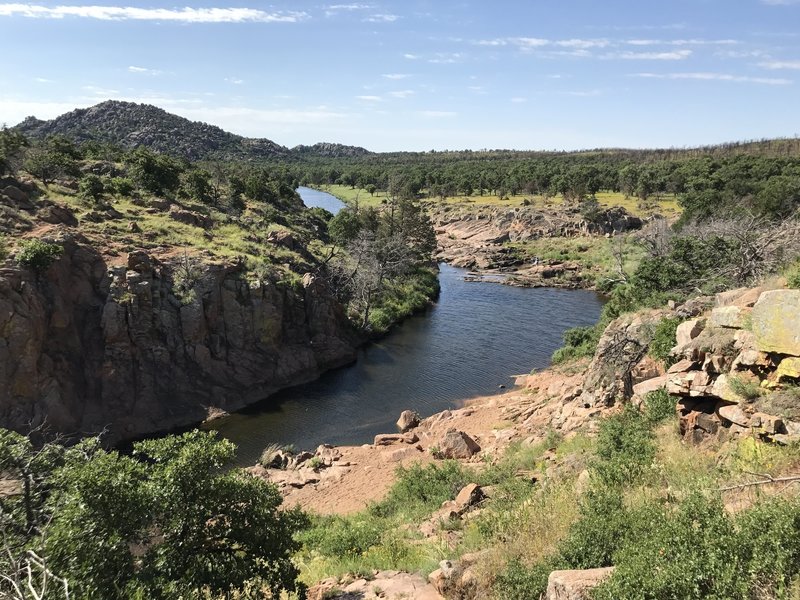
[{"left": 208, "top": 187, "right": 604, "bottom": 466}]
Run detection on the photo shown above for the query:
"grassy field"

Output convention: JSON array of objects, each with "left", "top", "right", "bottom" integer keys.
[{"left": 318, "top": 184, "right": 682, "bottom": 219}]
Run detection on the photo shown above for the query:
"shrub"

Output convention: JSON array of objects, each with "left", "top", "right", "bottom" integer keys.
[
  {"left": 552, "top": 324, "right": 601, "bottom": 364},
  {"left": 493, "top": 558, "right": 557, "bottom": 600},
  {"left": 648, "top": 317, "right": 682, "bottom": 367},
  {"left": 300, "top": 516, "right": 383, "bottom": 558},
  {"left": 729, "top": 375, "right": 763, "bottom": 401},
  {"left": 641, "top": 388, "right": 675, "bottom": 425},
  {"left": 108, "top": 176, "right": 135, "bottom": 197},
  {"left": 0, "top": 235, "right": 8, "bottom": 261},
  {"left": 370, "top": 461, "right": 468, "bottom": 519},
  {"left": 78, "top": 173, "right": 105, "bottom": 202},
  {"left": 593, "top": 404, "right": 655, "bottom": 487},
  {"left": 16, "top": 239, "right": 62, "bottom": 271}
]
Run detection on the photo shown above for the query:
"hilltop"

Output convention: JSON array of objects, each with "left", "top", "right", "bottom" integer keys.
[{"left": 13, "top": 100, "right": 372, "bottom": 161}]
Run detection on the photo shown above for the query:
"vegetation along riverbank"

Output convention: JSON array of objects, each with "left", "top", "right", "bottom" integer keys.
[{"left": 2, "top": 100, "right": 800, "bottom": 598}]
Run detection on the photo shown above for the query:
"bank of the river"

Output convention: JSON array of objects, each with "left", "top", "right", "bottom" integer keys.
[
  {"left": 308, "top": 184, "right": 647, "bottom": 292},
  {"left": 209, "top": 260, "right": 603, "bottom": 466}
]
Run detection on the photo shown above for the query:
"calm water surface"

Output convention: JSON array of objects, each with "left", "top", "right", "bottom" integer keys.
[{"left": 209, "top": 188, "right": 604, "bottom": 466}]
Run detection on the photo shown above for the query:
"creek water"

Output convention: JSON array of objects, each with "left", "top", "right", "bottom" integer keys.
[{"left": 208, "top": 188, "right": 604, "bottom": 466}]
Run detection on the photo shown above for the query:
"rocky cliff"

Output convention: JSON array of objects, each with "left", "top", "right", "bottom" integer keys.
[{"left": 0, "top": 229, "right": 359, "bottom": 444}]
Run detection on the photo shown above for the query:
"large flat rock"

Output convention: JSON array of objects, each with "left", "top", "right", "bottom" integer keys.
[{"left": 752, "top": 290, "right": 800, "bottom": 356}]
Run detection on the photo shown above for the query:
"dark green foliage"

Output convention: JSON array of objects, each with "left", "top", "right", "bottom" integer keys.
[
  {"left": 0, "top": 235, "right": 7, "bottom": 261},
  {"left": 648, "top": 317, "right": 682, "bottom": 367},
  {"left": 125, "top": 147, "right": 183, "bottom": 197},
  {"left": 367, "top": 267, "right": 439, "bottom": 333},
  {"left": 179, "top": 167, "right": 213, "bottom": 203},
  {"left": 16, "top": 239, "right": 62, "bottom": 271},
  {"left": 552, "top": 324, "right": 602, "bottom": 364},
  {"left": 642, "top": 389, "right": 676, "bottom": 425},
  {"left": 559, "top": 487, "right": 632, "bottom": 569},
  {"left": 108, "top": 176, "right": 135, "bottom": 196},
  {"left": 0, "top": 126, "right": 29, "bottom": 176},
  {"left": 593, "top": 404, "right": 655, "bottom": 487},
  {"left": 78, "top": 173, "right": 105, "bottom": 202},
  {"left": 369, "top": 460, "right": 468, "bottom": 519},
  {"left": 300, "top": 516, "right": 383, "bottom": 558},
  {"left": 493, "top": 558, "right": 557, "bottom": 600},
  {"left": 0, "top": 429, "right": 308, "bottom": 599},
  {"left": 593, "top": 494, "right": 800, "bottom": 600},
  {"left": 328, "top": 208, "right": 362, "bottom": 245}
]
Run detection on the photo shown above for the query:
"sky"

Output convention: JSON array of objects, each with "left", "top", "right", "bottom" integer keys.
[{"left": 0, "top": 0, "right": 799, "bottom": 151}]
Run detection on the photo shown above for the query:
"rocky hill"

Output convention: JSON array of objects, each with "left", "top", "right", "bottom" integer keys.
[
  {"left": 13, "top": 101, "right": 373, "bottom": 162},
  {"left": 291, "top": 142, "right": 372, "bottom": 158}
]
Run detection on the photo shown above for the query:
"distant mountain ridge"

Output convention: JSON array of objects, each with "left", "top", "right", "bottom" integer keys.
[{"left": 14, "top": 100, "right": 372, "bottom": 161}]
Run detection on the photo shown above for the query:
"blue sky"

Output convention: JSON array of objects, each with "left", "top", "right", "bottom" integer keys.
[{"left": 1, "top": 0, "right": 799, "bottom": 151}]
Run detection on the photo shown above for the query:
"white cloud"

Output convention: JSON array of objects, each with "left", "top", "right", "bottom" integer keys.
[
  {"left": 364, "top": 13, "right": 398, "bottom": 22},
  {"left": 33, "top": 77, "right": 51, "bottom": 83},
  {"left": 609, "top": 49, "right": 692, "bottom": 60},
  {"left": 128, "top": 65, "right": 162, "bottom": 75},
  {"left": 626, "top": 39, "right": 738, "bottom": 46},
  {"left": 0, "top": 4, "right": 308, "bottom": 23},
  {"left": 355, "top": 95, "right": 382, "bottom": 101},
  {"left": 632, "top": 72, "right": 792, "bottom": 84},
  {"left": 325, "top": 4, "right": 371, "bottom": 11},
  {"left": 759, "top": 60, "right": 800, "bottom": 69},
  {"left": 382, "top": 73, "right": 410, "bottom": 80},
  {"left": 403, "top": 53, "right": 420, "bottom": 60},
  {"left": 762, "top": 0, "right": 800, "bottom": 5},
  {"left": 510, "top": 97, "right": 527, "bottom": 103},
  {"left": 555, "top": 38, "right": 610, "bottom": 49},
  {"left": 388, "top": 90, "right": 414, "bottom": 98},
  {"left": 565, "top": 90, "right": 603, "bottom": 97},
  {"left": 224, "top": 77, "right": 244, "bottom": 84},
  {"left": 428, "top": 52, "right": 463, "bottom": 64}
]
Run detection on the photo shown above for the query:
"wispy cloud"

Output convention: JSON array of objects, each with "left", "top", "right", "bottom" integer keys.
[
  {"left": 382, "top": 73, "right": 410, "bottom": 80},
  {"left": 626, "top": 39, "right": 738, "bottom": 46},
  {"left": 608, "top": 49, "right": 692, "bottom": 60},
  {"left": 0, "top": 4, "right": 308, "bottom": 23},
  {"left": 128, "top": 65, "right": 162, "bottom": 75},
  {"left": 363, "top": 13, "right": 398, "bottom": 23},
  {"left": 632, "top": 72, "right": 792, "bottom": 85},
  {"left": 355, "top": 95, "right": 382, "bottom": 101},
  {"left": 428, "top": 52, "right": 464, "bottom": 64},
  {"left": 33, "top": 77, "right": 51, "bottom": 83},
  {"left": 759, "top": 59, "right": 800, "bottom": 69},
  {"left": 224, "top": 77, "right": 244, "bottom": 84},
  {"left": 762, "top": 0, "right": 800, "bottom": 5},
  {"left": 510, "top": 97, "right": 527, "bottom": 103},
  {"left": 82, "top": 84, "right": 120, "bottom": 95},
  {"left": 325, "top": 3, "right": 371, "bottom": 14},
  {"left": 555, "top": 38, "right": 610, "bottom": 49},
  {"left": 403, "top": 53, "right": 421, "bottom": 60},
  {"left": 388, "top": 90, "right": 414, "bottom": 98}
]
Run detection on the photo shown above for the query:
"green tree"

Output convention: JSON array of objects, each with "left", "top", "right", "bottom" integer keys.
[{"left": 0, "top": 126, "right": 28, "bottom": 176}]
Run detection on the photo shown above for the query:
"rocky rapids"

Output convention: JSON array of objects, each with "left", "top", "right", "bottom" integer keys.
[{"left": 0, "top": 229, "right": 359, "bottom": 444}]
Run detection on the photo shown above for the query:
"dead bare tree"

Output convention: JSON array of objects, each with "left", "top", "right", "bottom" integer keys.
[{"left": 684, "top": 211, "right": 800, "bottom": 285}]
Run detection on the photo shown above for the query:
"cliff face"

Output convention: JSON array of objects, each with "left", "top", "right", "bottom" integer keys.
[{"left": 0, "top": 232, "right": 359, "bottom": 443}]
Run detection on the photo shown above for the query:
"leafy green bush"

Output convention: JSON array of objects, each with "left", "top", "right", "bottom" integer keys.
[
  {"left": 594, "top": 493, "right": 800, "bottom": 600},
  {"left": 493, "top": 558, "right": 557, "bottom": 600},
  {"left": 786, "top": 261, "right": 800, "bottom": 289},
  {"left": 370, "top": 460, "right": 468, "bottom": 519},
  {"left": 78, "top": 173, "right": 105, "bottom": 202},
  {"left": 16, "top": 239, "right": 62, "bottom": 271},
  {"left": 300, "top": 516, "right": 383, "bottom": 558},
  {"left": 552, "top": 324, "right": 601, "bottom": 364},
  {"left": 0, "top": 235, "right": 8, "bottom": 261},
  {"left": 648, "top": 317, "right": 682, "bottom": 366},
  {"left": 2, "top": 429, "right": 308, "bottom": 599},
  {"left": 593, "top": 404, "right": 655, "bottom": 487},
  {"left": 108, "top": 176, "right": 135, "bottom": 196},
  {"left": 642, "top": 388, "right": 676, "bottom": 425}
]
